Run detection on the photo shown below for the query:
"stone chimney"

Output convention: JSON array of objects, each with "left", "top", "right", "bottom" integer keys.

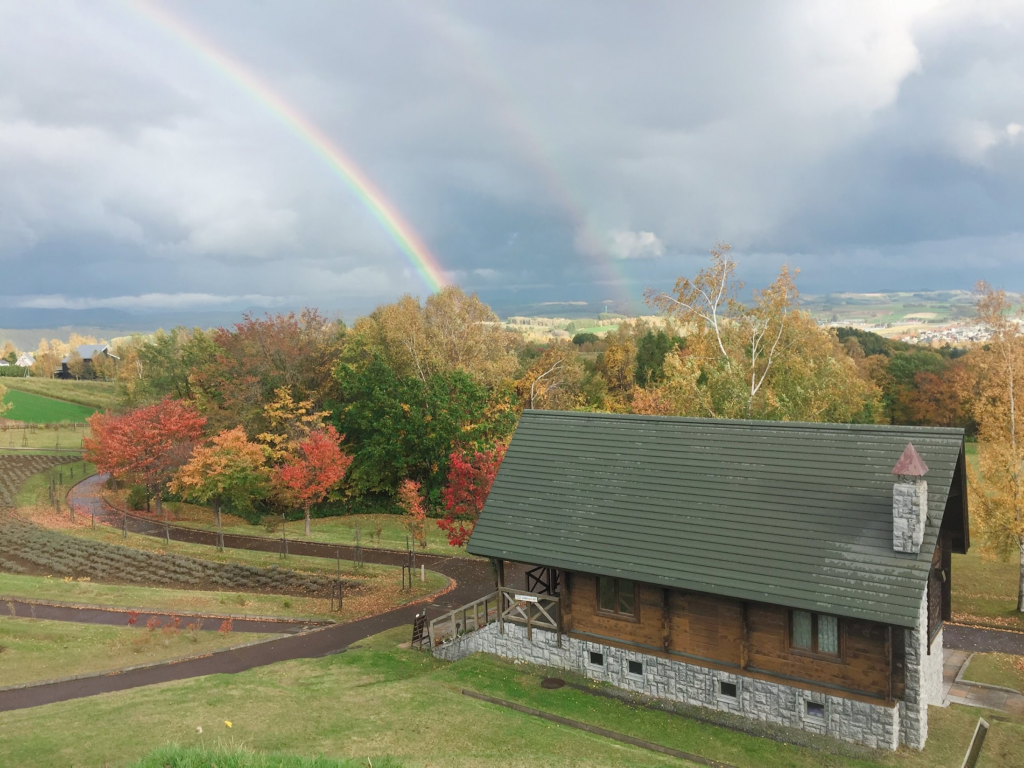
[{"left": 892, "top": 443, "right": 929, "bottom": 554}]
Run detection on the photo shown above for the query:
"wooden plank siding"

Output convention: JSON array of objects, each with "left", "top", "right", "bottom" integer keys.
[{"left": 563, "top": 570, "right": 895, "bottom": 704}]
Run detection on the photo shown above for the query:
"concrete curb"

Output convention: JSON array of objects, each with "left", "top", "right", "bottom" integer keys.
[
  {"left": 0, "top": 594, "right": 335, "bottom": 626},
  {"left": 0, "top": 632, "right": 289, "bottom": 694},
  {"left": 955, "top": 652, "right": 1024, "bottom": 696}
]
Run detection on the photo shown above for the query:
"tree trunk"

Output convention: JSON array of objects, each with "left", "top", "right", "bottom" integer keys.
[
  {"left": 214, "top": 500, "right": 224, "bottom": 551},
  {"left": 1018, "top": 541, "right": 1024, "bottom": 613},
  {"left": 304, "top": 504, "right": 311, "bottom": 537},
  {"left": 155, "top": 490, "right": 164, "bottom": 520}
]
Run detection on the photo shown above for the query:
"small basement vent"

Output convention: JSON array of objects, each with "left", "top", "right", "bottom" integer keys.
[
  {"left": 628, "top": 660, "right": 643, "bottom": 676},
  {"left": 806, "top": 701, "right": 825, "bottom": 719},
  {"left": 589, "top": 651, "right": 604, "bottom": 666},
  {"left": 719, "top": 681, "right": 737, "bottom": 698}
]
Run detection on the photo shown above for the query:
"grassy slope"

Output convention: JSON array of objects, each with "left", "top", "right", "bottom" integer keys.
[
  {"left": 1, "top": 389, "right": 95, "bottom": 423},
  {"left": 0, "top": 626, "right": 1011, "bottom": 768},
  {"left": 0, "top": 425, "right": 89, "bottom": 451},
  {"left": 952, "top": 552, "right": 1024, "bottom": 632},
  {"left": 960, "top": 652, "right": 1024, "bottom": 693},
  {"left": 16, "top": 458, "right": 93, "bottom": 507},
  {"left": 0, "top": 377, "right": 118, "bottom": 410},
  {"left": 0, "top": 616, "right": 271, "bottom": 687},
  {"left": 133, "top": 746, "right": 403, "bottom": 768}
]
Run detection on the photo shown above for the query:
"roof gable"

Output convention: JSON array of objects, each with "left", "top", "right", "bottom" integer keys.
[{"left": 467, "top": 410, "right": 966, "bottom": 628}]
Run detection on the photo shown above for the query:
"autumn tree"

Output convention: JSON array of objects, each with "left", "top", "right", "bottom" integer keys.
[
  {"left": 516, "top": 341, "right": 585, "bottom": 410},
  {"left": 117, "top": 327, "right": 216, "bottom": 405},
  {"left": 171, "top": 427, "right": 271, "bottom": 547},
  {"left": 274, "top": 425, "right": 352, "bottom": 536},
  {"left": 346, "top": 286, "right": 521, "bottom": 388},
  {"left": 964, "top": 283, "right": 1024, "bottom": 610},
  {"left": 85, "top": 399, "right": 206, "bottom": 517},
  {"left": 1, "top": 341, "right": 17, "bottom": 364},
  {"left": 645, "top": 243, "right": 878, "bottom": 422},
  {"left": 257, "top": 386, "right": 330, "bottom": 462},
  {"left": 397, "top": 478, "right": 428, "bottom": 549},
  {"left": 192, "top": 310, "right": 345, "bottom": 435},
  {"left": 0, "top": 383, "right": 10, "bottom": 418},
  {"left": 31, "top": 339, "right": 66, "bottom": 379},
  {"left": 438, "top": 445, "right": 505, "bottom": 547}
]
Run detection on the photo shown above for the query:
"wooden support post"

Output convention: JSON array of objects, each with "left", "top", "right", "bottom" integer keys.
[
  {"left": 662, "top": 588, "right": 671, "bottom": 654},
  {"left": 495, "top": 559, "right": 505, "bottom": 635},
  {"left": 885, "top": 626, "right": 893, "bottom": 702},
  {"left": 740, "top": 602, "right": 750, "bottom": 670}
]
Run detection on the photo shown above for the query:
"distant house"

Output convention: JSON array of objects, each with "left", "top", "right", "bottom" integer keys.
[
  {"left": 58, "top": 344, "right": 118, "bottom": 379},
  {"left": 0, "top": 360, "right": 8, "bottom": 367},
  {"left": 433, "top": 410, "right": 968, "bottom": 751},
  {"left": 15, "top": 353, "right": 34, "bottom": 368}
]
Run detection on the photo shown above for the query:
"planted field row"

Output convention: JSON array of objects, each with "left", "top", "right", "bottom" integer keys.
[
  {"left": 0, "top": 515, "right": 353, "bottom": 596},
  {"left": 0, "top": 454, "right": 77, "bottom": 507}
]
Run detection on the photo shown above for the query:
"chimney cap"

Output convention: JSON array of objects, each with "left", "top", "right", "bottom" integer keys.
[{"left": 892, "top": 442, "right": 929, "bottom": 477}]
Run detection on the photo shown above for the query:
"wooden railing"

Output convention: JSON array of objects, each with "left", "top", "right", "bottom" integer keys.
[
  {"left": 499, "top": 587, "right": 561, "bottom": 647},
  {"left": 427, "top": 591, "right": 499, "bottom": 647}
]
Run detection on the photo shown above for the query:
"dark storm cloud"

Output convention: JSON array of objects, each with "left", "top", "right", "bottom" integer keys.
[{"left": 0, "top": 0, "right": 1022, "bottom": 315}]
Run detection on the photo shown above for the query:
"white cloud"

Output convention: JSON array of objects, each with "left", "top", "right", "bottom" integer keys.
[
  {"left": 576, "top": 228, "right": 665, "bottom": 260},
  {"left": 12, "top": 293, "right": 284, "bottom": 311}
]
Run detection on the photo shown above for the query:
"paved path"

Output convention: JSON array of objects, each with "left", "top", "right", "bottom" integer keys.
[
  {"left": 0, "top": 476, "right": 496, "bottom": 713},
  {"left": 944, "top": 623, "right": 1024, "bottom": 655},
  {"left": 0, "top": 597, "right": 328, "bottom": 634},
  {"left": 942, "top": 647, "right": 1024, "bottom": 716}
]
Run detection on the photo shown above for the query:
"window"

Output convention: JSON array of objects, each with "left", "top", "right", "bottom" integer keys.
[
  {"left": 805, "top": 701, "right": 825, "bottom": 720},
  {"left": 597, "top": 577, "right": 637, "bottom": 619},
  {"left": 719, "top": 681, "right": 737, "bottom": 698},
  {"left": 790, "top": 610, "right": 841, "bottom": 657},
  {"left": 628, "top": 660, "right": 643, "bottom": 676},
  {"left": 589, "top": 651, "right": 604, "bottom": 667}
]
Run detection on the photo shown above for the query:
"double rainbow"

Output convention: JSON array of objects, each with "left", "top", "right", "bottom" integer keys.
[{"left": 131, "top": 1, "right": 446, "bottom": 293}]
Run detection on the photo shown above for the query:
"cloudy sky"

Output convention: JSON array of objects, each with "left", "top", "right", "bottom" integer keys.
[{"left": 1, "top": 0, "right": 1023, "bottom": 317}]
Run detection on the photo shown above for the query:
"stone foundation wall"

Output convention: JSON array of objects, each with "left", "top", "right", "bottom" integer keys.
[
  {"left": 899, "top": 593, "right": 943, "bottom": 750},
  {"left": 435, "top": 622, "right": 901, "bottom": 750}
]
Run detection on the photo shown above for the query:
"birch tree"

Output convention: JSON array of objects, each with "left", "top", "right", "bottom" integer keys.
[{"left": 965, "top": 283, "right": 1024, "bottom": 611}]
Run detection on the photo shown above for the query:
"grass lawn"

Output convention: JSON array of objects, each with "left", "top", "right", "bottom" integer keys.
[
  {"left": 0, "top": 424, "right": 89, "bottom": 450},
  {"left": 1, "top": 388, "right": 96, "bottom": 424},
  {"left": 951, "top": 550, "right": 1024, "bottom": 632},
  {"left": 16, "top": 457, "right": 93, "bottom": 507},
  {"left": 0, "top": 377, "right": 118, "bottom": 410},
  {"left": 960, "top": 652, "right": 1024, "bottom": 693},
  {"left": 165, "top": 505, "right": 472, "bottom": 558},
  {"left": 132, "top": 746, "right": 403, "bottom": 768},
  {"left": 0, "top": 616, "right": 272, "bottom": 688},
  {"left": 0, "top": 625, "right": 1013, "bottom": 768}
]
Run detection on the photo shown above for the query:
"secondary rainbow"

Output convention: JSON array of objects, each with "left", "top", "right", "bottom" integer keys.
[{"left": 129, "top": 1, "right": 446, "bottom": 293}]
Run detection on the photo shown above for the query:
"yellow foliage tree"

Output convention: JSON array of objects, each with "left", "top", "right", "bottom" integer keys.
[
  {"left": 257, "top": 386, "right": 331, "bottom": 462},
  {"left": 516, "top": 340, "right": 585, "bottom": 410},
  {"left": 964, "top": 283, "right": 1024, "bottom": 611},
  {"left": 645, "top": 243, "right": 878, "bottom": 422}
]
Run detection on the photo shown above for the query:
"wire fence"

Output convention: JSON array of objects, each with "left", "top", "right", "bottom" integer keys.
[{"left": 0, "top": 423, "right": 88, "bottom": 451}]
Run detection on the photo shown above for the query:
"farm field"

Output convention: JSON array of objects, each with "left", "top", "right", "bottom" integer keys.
[
  {"left": 0, "top": 388, "right": 95, "bottom": 423},
  {"left": 0, "top": 376, "right": 118, "bottom": 410},
  {"left": 0, "top": 625, "right": 1015, "bottom": 768},
  {"left": 0, "top": 615, "right": 272, "bottom": 688}
]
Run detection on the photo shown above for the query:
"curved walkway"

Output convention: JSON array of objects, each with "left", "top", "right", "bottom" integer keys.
[
  {"left": 0, "top": 596, "right": 328, "bottom": 634},
  {"left": 0, "top": 475, "right": 495, "bottom": 713}
]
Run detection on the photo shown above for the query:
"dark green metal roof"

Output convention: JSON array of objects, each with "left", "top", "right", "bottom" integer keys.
[{"left": 468, "top": 410, "right": 967, "bottom": 628}]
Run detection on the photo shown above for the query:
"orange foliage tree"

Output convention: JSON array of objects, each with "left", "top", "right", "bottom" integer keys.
[
  {"left": 85, "top": 398, "right": 206, "bottom": 517},
  {"left": 171, "top": 427, "right": 271, "bottom": 545},
  {"left": 397, "top": 478, "right": 427, "bottom": 549},
  {"left": 274, "top": 425, "right": 351, "bottom": 535}
]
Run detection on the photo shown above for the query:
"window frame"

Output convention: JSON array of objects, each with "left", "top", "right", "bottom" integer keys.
[
  {"left": 788, "top": 610, "right": 843, "bottom": 661},
  {"left": 595, "top": 576, "right": 639, "bottom": 622}
]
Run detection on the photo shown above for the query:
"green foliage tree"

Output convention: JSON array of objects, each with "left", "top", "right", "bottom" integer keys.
[
  {"left": 572, "top": 332, "right": 599, "bottom": 346},
  {"left": 634, "top": 329, "right": 683, "bottom": 387},
  {"left": 333, "top": 356, "right": 517, "bottom": 502}
]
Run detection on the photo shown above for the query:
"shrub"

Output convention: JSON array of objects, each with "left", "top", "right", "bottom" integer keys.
[{"left": 126, "top": 485, "right": 148, "bottom": 511}]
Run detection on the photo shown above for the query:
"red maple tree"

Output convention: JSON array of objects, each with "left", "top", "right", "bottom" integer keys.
[
  {"left": 274, "top": 425, "right": 351, "bottom": 535},
  {"left": 438, "top": 445, "right": 505, "bottom": 547},
  {"left": 85, "top": 398, "right": 206, "bottom": 518}
]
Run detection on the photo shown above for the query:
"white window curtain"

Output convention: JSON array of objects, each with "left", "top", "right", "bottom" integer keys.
[
  {"left": 818, "top": 614, "right": 839, "bottom": 655},
  {"left": 792, "top": 610, "right": 812, "bottom": 649}
]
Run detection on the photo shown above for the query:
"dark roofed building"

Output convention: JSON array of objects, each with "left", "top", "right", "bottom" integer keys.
[
  {"left": 431, "top": 410, "right": 968, "bottom": 751},
  {"left": 58, "top": 344, "right": 117, "bottom": 379}
]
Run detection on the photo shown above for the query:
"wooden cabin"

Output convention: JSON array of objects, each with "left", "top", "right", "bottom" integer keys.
[{"left": 436, "top": 411, "right": 968, "bottom": 751}]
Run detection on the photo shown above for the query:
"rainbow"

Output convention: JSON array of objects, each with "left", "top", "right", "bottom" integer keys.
[
  {"left": 129, "top": 1, "right": 446, "bottom": 293},
  {"left": 421, "top": 10, "right": 637, "bottom": 309}
]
